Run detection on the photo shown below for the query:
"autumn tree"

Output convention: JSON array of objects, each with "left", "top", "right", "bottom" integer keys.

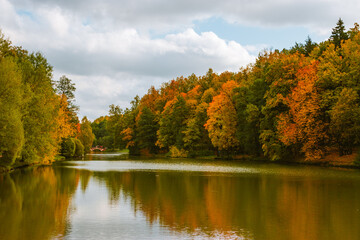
[
  {"left": 56, "top": 75, "right": 79, "bottom": 125},
  {"left": 120, "top": 96, "right": 140, "bottom": 154},
  {"left": 259, "top": 52, "right": 305, "bottom": 161},
  {"left": 277, "top": 62, "right": 327, "bottom": 161},
  {"left": 205, "top": 81, "right": 239, "bottom": 152},
  {"left": 0, "top": 30, "right": 81, "bottom": 166}
]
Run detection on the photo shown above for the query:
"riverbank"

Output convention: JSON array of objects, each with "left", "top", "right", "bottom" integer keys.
[
  {"left": 232, "top": 150, "right": 360, "bottom": 169},
  {"left": 0, "top": 155, "right": 66, "bottom": 174},
  {"left": 295, "top": 151, "right": 359, "bottom": 168},
  {"left": 150, "top": 150, "right": 360, "bottom": 169},
  {"left": 2, "top": 150, "right": 360, "bottom": 174}
]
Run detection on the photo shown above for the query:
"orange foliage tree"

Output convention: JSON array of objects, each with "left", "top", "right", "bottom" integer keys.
[
  {"left": 277, "top": 62, "right": 328, "bottom": 161},
  {"left": 205, "top": 81, "right": 239, "bottom": 151}
]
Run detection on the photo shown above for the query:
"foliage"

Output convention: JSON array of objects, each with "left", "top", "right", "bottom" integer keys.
[
  {"left": 78, "top": 117, "right": 95, "bottom": 153},
  {"left": 168, "top": 145, "right": 188, "bottom": 158},
  {"left": 0, "top": 57, "right": 24, "bottom": 166},
  {"left": 329, "top": 88, "right": 360, "bottom": 155},
  {"left": 136, "top": 106, "right": 158, "bottom": 153},
  {"left": 0, "top": 31, "right": 77, "bottom": 166},
  {"left": 330, "top": 18, "right": 349, "bottom": 49},
  {"left": 205, "top": 82, "right": 239, "bottom": 151},
  {"left": 73, "top": 138, "right": 84, "bottom": 157},
  {"left": 60, "top": 138, "right": 76, "bottom": 158},
  {"left": 99, "top": 19, "right": 360, "bottom": 163}
]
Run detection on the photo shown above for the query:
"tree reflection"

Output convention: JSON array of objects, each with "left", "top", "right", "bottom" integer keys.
[
  {"left": 1, "top": 165, "right": 360, "bottom": 240},
  {"left": 91, "top": 171, "right": 360, "bottom": 240},
  {"left": 0, "top": 167, "right": 80, "bottom": 240}
]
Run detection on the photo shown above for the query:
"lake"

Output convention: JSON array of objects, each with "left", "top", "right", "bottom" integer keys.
[{"left": 1, "top": 152, "right": 360, "bottom": 239}]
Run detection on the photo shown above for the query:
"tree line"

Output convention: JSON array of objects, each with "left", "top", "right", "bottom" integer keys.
[
  {"left": 96, "top": 19, "right": 360, "bottom": 161},
  {"left": 0, "top": 31, "right": 94, "bottom": 169}
]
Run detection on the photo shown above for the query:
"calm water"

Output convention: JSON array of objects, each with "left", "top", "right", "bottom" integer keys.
[{"left": 1, "top": 153, "right": 360, "bottom": 240}]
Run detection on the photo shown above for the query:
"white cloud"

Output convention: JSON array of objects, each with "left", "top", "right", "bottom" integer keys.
[{"left": 2, "top": 0, "right": 359, "bottom": 120}]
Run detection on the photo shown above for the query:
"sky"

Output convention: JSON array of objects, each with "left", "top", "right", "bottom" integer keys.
[{"left": 1, "top": 0, "right": 359, "bottom": 120}]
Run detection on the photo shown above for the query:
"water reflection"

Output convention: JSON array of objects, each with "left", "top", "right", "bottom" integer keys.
[
  {"left": 1, "top": 155, "right": 360, "bottom": 239},
  {"left": 0, "top": 167, "right": 79, "bottom": 240}
]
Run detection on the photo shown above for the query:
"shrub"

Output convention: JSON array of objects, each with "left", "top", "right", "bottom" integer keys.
[{"left": 169, "top": 146, "right": 188, "bottom": 158}]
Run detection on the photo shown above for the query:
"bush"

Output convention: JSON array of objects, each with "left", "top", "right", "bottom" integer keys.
[
  {"left": 60, "top": 138, "right": 75, "bottom": 158},
  {"left": 169, "top": 146, "right": 188, "bottom": 158},
  {"left": 74, "top": 138, "right": 84, "bottom": 157}
]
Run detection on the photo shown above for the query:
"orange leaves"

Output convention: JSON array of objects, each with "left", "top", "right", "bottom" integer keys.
[
  {"left": 185, "top": 85, "right": 202, "bottom": 100},
  {"left": 221, "top": 80, "right": 238, "bottom": 96},
  {"left": 140, "top": 86, "right": 160, "bottom": 112},
  {"left": 277, "top": 61, "right": 327, "bottom": 161},
  {"left": 205, "top": 85, "right": 239, "bottom": 150},
  {"left": 56, "top": 95, "right": 75, "bottom": 139},
  {"left": 277, "top": 114, "right": 297, "bottom": 146},
  {"left": 121, "top": 127, "right": 135, "bottom": 148}
]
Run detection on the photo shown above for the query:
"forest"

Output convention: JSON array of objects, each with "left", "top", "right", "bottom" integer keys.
[
  {"left": 2, "top": 19, "right": 360, "bottom": 168},
  {"left": 93, "top": 19, "right": 360, "bottom": 162},
  {"left": 0, "top": 31, "right": 94, "bottom": 170}
]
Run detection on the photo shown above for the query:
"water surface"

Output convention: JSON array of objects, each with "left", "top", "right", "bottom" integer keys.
[{"left": 1, "top": 153, "right": 360, "bottom": 239}]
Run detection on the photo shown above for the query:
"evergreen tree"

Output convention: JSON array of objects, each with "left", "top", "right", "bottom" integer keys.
[{"left": 330, "top": 18, "right": 349, "bottom": 49}]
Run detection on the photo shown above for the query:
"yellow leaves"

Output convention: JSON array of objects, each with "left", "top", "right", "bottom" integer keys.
[
  {"left": 205, "top": 91, "right": 239, "bottom": 150},
  {"left": 121, "top": 127, "right": 133, "bottom": 141},
  {"left": 185, "top": 99, "right": 198, "bottom": 109},
  {"left": 186, "top": 85, "right": 201, "bottom": 100},
  {"left": 54, "top": 95, "right": 75, "bottom": 142},
  {"left": 121, "top": 127, "right": 135, "bottom": 148},
  {"left": 221, "top": 80, "right": 238, "bottom": 96}
]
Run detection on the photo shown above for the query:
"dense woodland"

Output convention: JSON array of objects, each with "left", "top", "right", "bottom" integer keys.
[
  {"left": 2, "top": 19, "right": 360, "bottom": 167},
  {"left": 0, "top": 32, "right": 94, "bottom": 169},
  {"left": 93, "top": 19, "right": 360, "bottom": 162}
]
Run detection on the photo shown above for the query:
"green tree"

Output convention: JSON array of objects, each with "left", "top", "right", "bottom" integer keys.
[
  {"left": 329, "top": 88, "right": 360, "bottom": 155},
  {"left": 74, "top": 138, "right": 84, "bottom": 157},
  {"left": 20, "top": 52, "right": 61, "bottom": 164},
  {"left": 183, "top": 102, "right": 213, "bottom": 156},
  {"left": 290, "top": 36, "right": 317, "bottom": 57},
  {"left": 157, "top": 95, "right": 188, "bottom": 149},
  {"left": 107, "top": 104, "right": 123, "bottom": 149},
  {"left": 60, "top": 138, "right": 75, "bottom": 158},
  {"left": 0, "top": 57, "right": 24, "bottom": 166},
  {"left": 78, "top": 117, "right": 95, "bottom": 153},
  {"left": 136, "top": 106, "right": 158, "bottom": 153},
  {"left": 330, "top": 18, "right": 349, "bottom": 49}
]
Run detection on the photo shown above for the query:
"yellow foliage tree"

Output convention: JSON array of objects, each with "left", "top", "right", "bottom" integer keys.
[{"left": 205, "top": 81, "right": 239, "bottom": 151}]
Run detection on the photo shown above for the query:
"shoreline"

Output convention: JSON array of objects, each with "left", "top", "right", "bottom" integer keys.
[{"left": 1, "top": 152, "right": 359, "bottom": 174}]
